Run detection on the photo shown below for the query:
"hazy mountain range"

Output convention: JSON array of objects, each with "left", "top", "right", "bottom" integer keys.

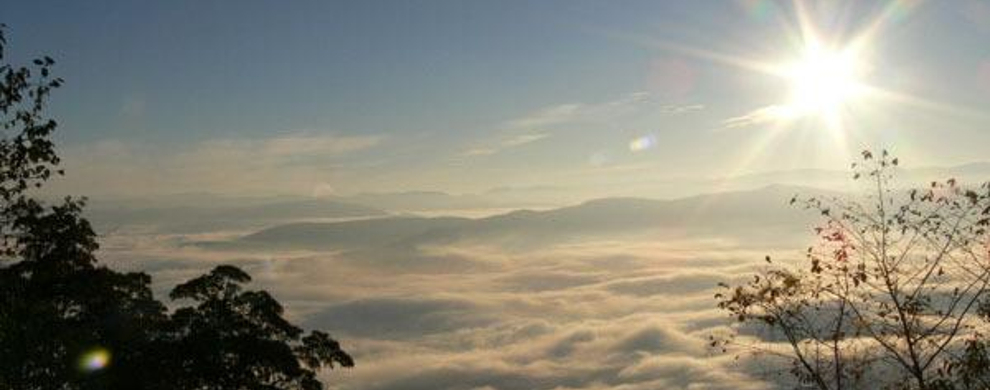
[
  {"left": 82, "top": 162, "right": 988, "bottom": 238},
  {"left": 196, "top": 185, "right": 830, "bottom": 252},
  {"left": 86, "top": 198, "right": 386, "bottom": 233}
]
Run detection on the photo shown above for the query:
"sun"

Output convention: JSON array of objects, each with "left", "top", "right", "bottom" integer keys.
[{"left": 779, "top": 43, "right": 867, "bottom": 124}]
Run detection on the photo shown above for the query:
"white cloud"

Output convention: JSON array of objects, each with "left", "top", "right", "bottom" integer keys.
[
  {"left": 49, "top": 133, "right": 384, "bottom": 197},
  {"left": 503, "top": 133, "right": 550, "bottom": 147},
  {"left": 180, "top": 133, "right": 383, "bottom": 164},
  {"left": 84, "top": 182, "right": 828, "bottom": 390},
  {"left": 462, "top": 132, "right": 550, "bottom": 157},
  {"left": 95, "top": 219, "right": 790, "bottom": 390},
  {"left": 252, "top": 134, "right": 382, "bottom": 158},
  {"left": 507, "top": 103, "right": 585, "bottom": 129},
  {"left": 505, "top": 92, "right": 654, "bottom": 131},
  {"left": 722, "top": 105, "right": 795, "bottom": 129},
  {"left": 462, "top": 92, "right": 702, "bottom": 158},
  {"left": 661, "top": 104, "right": 704, "bottom": 114}
]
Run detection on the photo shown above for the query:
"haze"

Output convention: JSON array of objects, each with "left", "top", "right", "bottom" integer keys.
[{"left": 6, "top": 1, "right": 990, "bottom": 389}]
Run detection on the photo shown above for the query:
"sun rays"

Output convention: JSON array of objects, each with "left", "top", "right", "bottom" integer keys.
[
  {"left": 774, "top": 41, "right": 867, "bottom": 128},
  {"left": 595, "top": 0, "right": 951, "bottom": 217},
  {"left": 741, "top": 2, "right": 884, "bottom": 135},
  {"left": 617, "top": 1, "right": 951, "bottom": 178}
]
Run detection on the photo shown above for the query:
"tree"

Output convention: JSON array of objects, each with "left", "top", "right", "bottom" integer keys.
[
  {"left": 161, "top": 265, "right": 353, "bottom": 390},
  {"left": 715, "top": 150, "right": 990, "bottom": 390},
  {"left": 0, "top": 25, "right": 352, "bottom": 389},
  {"left": 0, "top": 199, "right": 168, "bottom": 389}
]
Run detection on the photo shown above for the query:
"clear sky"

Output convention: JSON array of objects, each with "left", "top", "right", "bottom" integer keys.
[{"left": 5, "top": 0, "right": 990, "bottom": 197}]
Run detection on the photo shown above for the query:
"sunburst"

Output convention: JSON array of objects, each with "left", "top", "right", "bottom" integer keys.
[{"left": 776, "top": 41, "right": 867, "bottom": 128}]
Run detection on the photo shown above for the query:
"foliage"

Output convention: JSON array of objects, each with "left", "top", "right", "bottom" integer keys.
[
  {"left": 161, "top": 266, "right": 354, "bottom": 390},
  {"left": 716, "top": 150, "right": 990, "bottom": 390},
  {"left": 0, "top": 25, "right": 352, "bottom": 389}
]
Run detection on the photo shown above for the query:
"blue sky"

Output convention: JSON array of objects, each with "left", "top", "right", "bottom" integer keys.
[{"left": 5, "top": 1, "right": 990, "bottom": 197}]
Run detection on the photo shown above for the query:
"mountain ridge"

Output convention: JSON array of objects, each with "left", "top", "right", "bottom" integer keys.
[{"left": 207, "top": 184, "right": 831, "bottom": 251}]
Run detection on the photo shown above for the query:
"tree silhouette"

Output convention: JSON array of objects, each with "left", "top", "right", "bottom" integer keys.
[
  {"left": 0, "top": 198, "right": 168, "bottom": 389},
  {"left": 715, "top": 150, "right": 990, "bottom": 390},
  {"left": 162, "top": 265, "right": 353, "bottom": 389},
  {"left": 0, "top": 25, "right": 352, "bottom": 389}
]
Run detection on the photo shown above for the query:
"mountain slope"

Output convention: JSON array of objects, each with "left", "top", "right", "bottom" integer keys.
[
  {"left": 89, "top": 198, "right": 386, "bottom": 233},
  {"left": 217, "top": 185, "right": 828, "bottom": 250}
]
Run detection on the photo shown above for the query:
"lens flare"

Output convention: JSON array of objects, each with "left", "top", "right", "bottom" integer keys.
[
  {"left": 629, "top": 134, "right": 657, "bottom": 152},
  {"left": 78, "top": 348, "right": 111, "bottom": 372}
]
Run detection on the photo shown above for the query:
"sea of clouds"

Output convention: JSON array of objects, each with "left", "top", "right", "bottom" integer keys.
[{"left": 91, "top": 193, "right": 821, "bottom": 390}]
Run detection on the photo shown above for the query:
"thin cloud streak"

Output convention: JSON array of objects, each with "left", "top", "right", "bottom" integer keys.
[
  {"left": 462, "top": 133, "right": 550, "bottom": 157},
  {"left": 51, "top": 133, "right": 385, "bottom": 197},
  {"left": 721, "top": 105, "right": 794, "bottom": 129},
  {"left": 461, "top": 93, "right": 703, "bottom": 158}
]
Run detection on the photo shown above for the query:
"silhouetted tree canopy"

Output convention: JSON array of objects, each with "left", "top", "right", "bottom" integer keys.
[
  {"left": 0, "top": 25, "right": 352, "bottom": 390},
  {"left": 161, "top": 266, "right": 353, "bottom": 390}
]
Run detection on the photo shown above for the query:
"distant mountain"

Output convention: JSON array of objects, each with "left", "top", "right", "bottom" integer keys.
[
  {"left": 240, "top": 216, "right": 470, "bottom": 249},
  {"left": 722, "top": 162, "right": 990, "bottom": 191},
  {"left": 84, "top": 161, "right": 990, "bottom": 236},
  {"left": 322, "top": 162, "right": 990, "bottom": 215},
  {"left": 331, "top": 191, "right": 497, "bottom": 212},
  {"left": 330, "top": 190, "right": 561, "bottom": 212},
  {"left": 905, "top": 162, "right": 990, "bottom": 183},
  {"left": 87, "top": 198, "right": 386, "bottom": 233},
  {"left": 210, "top": 185, "right": 831, "bottom": 251}
]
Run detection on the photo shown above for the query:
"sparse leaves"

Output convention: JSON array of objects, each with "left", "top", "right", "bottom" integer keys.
[{"left": 716, "top": 150, "right": 990, "bottom": 390}]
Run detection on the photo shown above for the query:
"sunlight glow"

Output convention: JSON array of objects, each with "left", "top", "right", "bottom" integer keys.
[
  {"left": 597, "top": 0, "right": 988, "bottom": 177},
  {"left": 780, "top": 44, "right": 866, "bottom": 123}
]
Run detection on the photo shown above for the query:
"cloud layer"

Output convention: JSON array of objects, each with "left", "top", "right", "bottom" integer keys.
[{"left": 94, "top": 202, "right": 803, "bottom": 390}]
